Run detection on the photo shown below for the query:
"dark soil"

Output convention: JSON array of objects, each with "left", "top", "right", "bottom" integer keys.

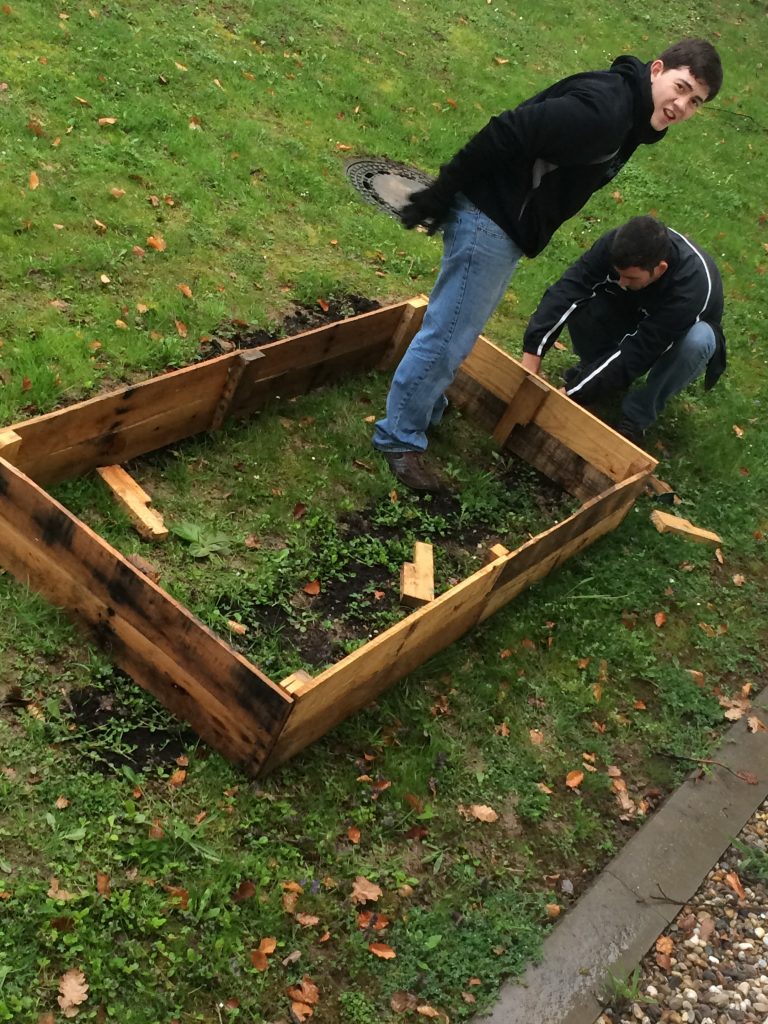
[
  {"left": 67, "top": 685, "right": 195, "bottom": 773},
  {"left": 199, "top": 294, "right": 381, "bottom": 359}
]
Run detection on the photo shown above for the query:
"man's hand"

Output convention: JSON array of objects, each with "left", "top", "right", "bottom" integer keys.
[
  {"left": 520, "top": 351, "right": 542, "bottom": 375},
  {"left": 400, "top": 177, "right": 457, "bottom": 235}
]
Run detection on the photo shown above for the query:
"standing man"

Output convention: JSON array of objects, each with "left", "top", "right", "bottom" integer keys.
[
  {"left": 521, "top": 216, "right": 726, "bottom": 446},
  {"left": 372, "top": 39, "right": 722, "bottom": 491}
]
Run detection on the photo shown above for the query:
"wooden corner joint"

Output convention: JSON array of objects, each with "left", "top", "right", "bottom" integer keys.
[
  {"left": 96, "top": 464, "right": 168, "bottom": 542},
  {"left": 400, "top": 540, "right": 435, "bottom": 608},
  {"left": 650, "top": 509, "right": 722, "bottom": 547},
  {"left": 281, "top": 669, "right": 313, "bottom": 696}
]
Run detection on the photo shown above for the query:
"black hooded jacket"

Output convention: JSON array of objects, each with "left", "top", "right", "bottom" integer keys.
[
  {"left": 440, "top": 56, "right": 664, "bottom": 257},
  {"left": 522, "top": 226, "right": 726, "bottom": 404}
]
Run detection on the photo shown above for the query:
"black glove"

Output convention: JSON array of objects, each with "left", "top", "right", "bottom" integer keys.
[{"left": 400, "top": 173, "right": 458, "bottom": 235}]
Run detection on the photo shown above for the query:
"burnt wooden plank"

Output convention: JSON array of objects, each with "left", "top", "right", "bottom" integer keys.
[
  {"left": 9, "top": 301, "right": 410, "bottom": 484},
  {"left": 0, "top": 458, "right": 292, "bottom": 773}
]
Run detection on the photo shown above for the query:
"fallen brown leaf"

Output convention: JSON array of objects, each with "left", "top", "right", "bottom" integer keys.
[
  {"left": 369, "top": 942, "right": 396, "bottom": 959},
  {"left": 58, "top": 968, "right": 89, "bottom": 1017},
  {"left": 725, "top": 871, "right": 746, "bottom": 901},
  {"left": 351, "top": 876, "right": 382, "bottom": 904},
  {"left": 565, "top": 770, "right": 584, "bottom": 790},
  {"left": 747, "top": 716, "right": 767, "bottom": 733}
]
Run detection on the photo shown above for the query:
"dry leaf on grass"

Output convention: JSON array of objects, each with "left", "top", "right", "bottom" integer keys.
[
  {"left": 48, "top": 877, "right": 75, "bottom": 901},
  {"left": 351, "top": 876, "right": 382, "bottom": 904},
  {"left": 287, "top": 977, "right": 320, "bottom": 1005},
  {"left": 459, "top": 803, "right": 498, "bottom": 823},
  {"left": 390, "top": 991, "right": 419, "bottom": 1013},
  {"left": 58, "top": 968, "right": 89, "bottom": 1017},
  {"left": 565, "top": 771, "right": 584, "bottom": 790},
  {"left": 295, "top": 912, "right": 320, "bottom": 927},
  {"left": 369, "top": 942, "right": 396, "bottom": 959}
]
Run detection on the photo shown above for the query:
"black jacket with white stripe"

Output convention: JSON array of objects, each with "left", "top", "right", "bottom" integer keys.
[
  {"left": 441, "top": 55, "right": 664, "bottom": 257},
  {"left": 522, "top": 226, "right": 726, "bottom": 406}
]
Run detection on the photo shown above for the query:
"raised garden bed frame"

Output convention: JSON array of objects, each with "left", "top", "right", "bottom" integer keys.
[{"left": 0, "top": 298, "right": 656, "bottom": 775}]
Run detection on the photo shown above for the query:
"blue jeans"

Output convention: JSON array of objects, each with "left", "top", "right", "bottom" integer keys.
[
  {"left": 373, "top": 196, "right": 523, "bottom": 453},
  {"left": 621, "top": 321, "right": 717, "bottom": 430}
]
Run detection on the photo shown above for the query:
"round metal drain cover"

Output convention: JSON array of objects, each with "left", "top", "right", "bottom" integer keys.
[{"left": 345, "top": 157, "right": 434, "bottom": 219}]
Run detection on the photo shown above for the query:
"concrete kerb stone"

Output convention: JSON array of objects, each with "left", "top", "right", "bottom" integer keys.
[{"left": 477, "top": 687, "right": 768, "bottom": 1024}]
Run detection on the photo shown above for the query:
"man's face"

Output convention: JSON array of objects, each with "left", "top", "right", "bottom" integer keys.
[
  {"left": 649, "top": 60, "right": 709, "bottom": 131},
  {"left": 614, "top": 263, "right": 667, "bottom": 291}
]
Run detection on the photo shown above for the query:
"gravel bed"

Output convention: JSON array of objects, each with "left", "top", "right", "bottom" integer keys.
[{"left": 598, "top": 798, "right": 768, "bottom": 1024}]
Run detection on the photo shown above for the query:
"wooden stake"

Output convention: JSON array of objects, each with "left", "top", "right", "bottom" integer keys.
[
  {"left": 376, "top": 296, "right": 428, "bottom": 370},
  {"left": 492, "top": 375, "right": 549, "bottom": 445},
  {"left": 0, "top": 429, "right": 22, "bottom": 463},
  {"left": 650, "top": 509, "right": 722, "bottom": 546},
  {"left": 484, "top": 543, "right": 510, "bottom": 565},
  {"left": 96, "top": 465, "right": 168, "bottom": 542},
  {"left": 210, "top": 349, "right": 265, "bottom": 430},
  {"left": 400, "top": 541, "right": 434, "bottom": 608}
]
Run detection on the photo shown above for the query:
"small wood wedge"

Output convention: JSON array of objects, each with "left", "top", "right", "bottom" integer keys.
[
  {"left": 650, "top": 509, "right": 722, "bottom": 546},
  {"left": 97, "top": 464, "right": 168, "bottom": 542}
]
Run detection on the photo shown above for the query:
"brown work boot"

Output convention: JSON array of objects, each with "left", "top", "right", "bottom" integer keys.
[{"left": 382, "top": 451, "right": 449, "bottom": 494}]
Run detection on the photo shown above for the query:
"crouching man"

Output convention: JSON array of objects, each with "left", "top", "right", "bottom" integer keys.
[{"left": 521, "top": 215, "right": 726, "bottom": 446}]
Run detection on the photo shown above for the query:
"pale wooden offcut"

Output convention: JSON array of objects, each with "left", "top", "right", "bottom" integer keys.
[
  {"left": 96, "top": 464, "right": 168, "bottom": 542},
  {"left": 400, "top": 541, "right": 435, "bottom": 608},
  {"left": 650, "top": 509, "right": 722, "bottom": 546}
]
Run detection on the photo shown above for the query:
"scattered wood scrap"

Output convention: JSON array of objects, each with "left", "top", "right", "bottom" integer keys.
[
  {"left": 650, "top": 509, "right": 722, "bottom": 547},
  {"left": 96, "top": 465, "right": 168, "bottom": 542},
  {"left": 400, "top": 541, "right": 434, "bottom": 608}
]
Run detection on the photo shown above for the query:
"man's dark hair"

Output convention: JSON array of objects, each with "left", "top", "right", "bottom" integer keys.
[
  {"left": 657, "top": 38, "right": 723, "bottom": 100},
  {"left": 611, "top": 216, "right": 670, "bottom": 272}
]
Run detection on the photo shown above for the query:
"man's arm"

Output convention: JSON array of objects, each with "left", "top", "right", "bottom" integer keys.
[{"left": 523, "top": 232, "right": 615, "bottom": 362}]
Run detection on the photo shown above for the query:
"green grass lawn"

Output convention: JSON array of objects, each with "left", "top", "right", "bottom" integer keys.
[{"left": 1, "top": 1, "right": 768, "bottom": 1021}]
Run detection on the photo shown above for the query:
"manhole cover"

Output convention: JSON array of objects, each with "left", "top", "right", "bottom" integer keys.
[{"left": 345, "top": 157, "right": 434, "bottom": 219}]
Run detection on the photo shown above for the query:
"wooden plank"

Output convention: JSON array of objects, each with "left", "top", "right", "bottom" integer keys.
[
  {"left": 228, "top": 306, "right": 404, "bottom": 421},
  {"left": 481, "top": 471, "right": 648, "bottom": 620},
  {"left": 492, "top": 375, "right": 549, "bottom": 445},
  {"left": 650, "top": 509, "right": 722, "bottom": 546},
  {"left": 11, "top": 357, "right": 233, "bottom": 485},
  {"left": 456, "top": 335, "right": 655, "bottom": 484},
  {"left": 0, "top": 429, "right": 21, "bottom": 462},
  {"left": 0, "top": 457, "right": 292, "bottom": 773},
  {"left": 400, "top": 541, "right": 434, "bottom": 608},
  {"left": 96, "top": 464, "right": 168, "bottom": 542},
  {"left": 8, "top": 301, "right": 410, "bottom": 485},
  {"left": 210, "top": 350, "right": 265, "bottom": 430},
  {"left": 376, "top": 296, "right": 429, "bottom": 370}
]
